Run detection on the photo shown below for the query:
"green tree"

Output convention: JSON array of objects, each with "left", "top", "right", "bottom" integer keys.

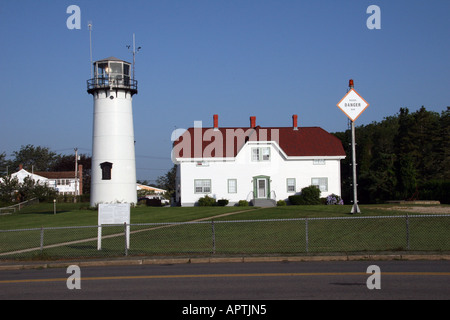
[
  {"left": 11, "top": 144, "right": 58, "bottom": 172},
  {"left": 0, "top": 176, "right": 57, "bottom": 203},
  {"left": 0, "top": 152, "right": 9, "bottom": 175},
  {"left": 410, "top": 107, "right": 441, "bottom": 182},
  {"left": 357, "top": 116, "right": 398, "bottom": 203},
  {"left": 440, "top": 107, "right": 450, "bottom": 180},
  {"left": 335, "top": 106, "right": 448, "bottom": 203},
  {"left": 393, "top": 108, "right": 418, "bottom": 199},
  {"left": 155, "top": 164, "right": 178, "bottom": 199},
  {"left": 0, "top": 175, "right": 19, "bottom": 204}
]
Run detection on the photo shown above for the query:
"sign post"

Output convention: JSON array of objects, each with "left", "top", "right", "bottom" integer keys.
[
  {"left": 337, "top": 80, "right": 369, "bottom": 214},
  {"left": 97, "top": 203, "right": 131, "bottom": 250}
]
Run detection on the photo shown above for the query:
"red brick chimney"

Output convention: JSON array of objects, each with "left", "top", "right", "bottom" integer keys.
[
  {"left": 213, "top": 114, "right": 219, "bottom": 130},
  {"left": 250, "top": 116, "right": 256, "bottom": 128},
  {"left": 19, "top": 164, "right": 23, "bottom": 170},
  {"left": 292, "top": 114, "right": 298, "bottom": 130},
  {"left": 78, "top": 164, "right": 83, "bottom": 195}
]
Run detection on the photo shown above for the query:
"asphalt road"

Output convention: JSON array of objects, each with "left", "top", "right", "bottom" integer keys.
[{"left": 0, "top": 260, "right": 449, "bottom": 303}]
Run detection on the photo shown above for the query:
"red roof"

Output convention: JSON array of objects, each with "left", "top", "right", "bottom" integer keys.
[
  {"left": 34, "top": 171, "right": 77, "bottom": 179},
  {"left": 173, "top": 126, "right": 345, "bottom": 159}
]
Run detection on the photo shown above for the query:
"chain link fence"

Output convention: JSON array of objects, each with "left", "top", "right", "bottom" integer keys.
[{"left": 1, "top": 214, "right": 449, "bottom": 260}]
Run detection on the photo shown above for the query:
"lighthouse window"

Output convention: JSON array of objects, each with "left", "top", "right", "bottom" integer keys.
[
  {"left": 123, "top": 64, "right": 130, "bottom": 85},
  {"left": 100, "top": 162, "right": 113, "bottom": 180},
  {"left": 110, "top": 63, "right": 122, "bottom": 76},
  {"left": 124, "top": 64, "right": 130, "bottom": 76},
  {"left": 97, "top": 63, "right": 108, "bottom": 78}
]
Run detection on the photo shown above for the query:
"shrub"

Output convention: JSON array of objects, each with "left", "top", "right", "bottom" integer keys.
[
  {"left": 288, "top": 185, "right": 321, "bottom": 205},
  {"left": 238, "top": 200, "right": 249, "bottom": 207},
  {"left": 326, "top": 194, "right": 344, "bottom": 205},
  {"left": 418, "top": 180, "right": 450, "bottom": 204},
  {"left": 217, "top": 199, "right": 229, "bottom": 207},
  {"left": 300, "top": 185, "right": 321, "bottom": 204},
  {"left": 277, "top": 200, "right": 287, "bottom": 206},
  {"left": 197, "top": 195, "right": 216, "bottom": 206},
  {"left": 288, "top": 195, "right": 303, "bottom": 205}
]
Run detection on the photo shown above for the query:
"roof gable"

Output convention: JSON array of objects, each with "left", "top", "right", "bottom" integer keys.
[{"left": 10, "top": 169, "right": 48, "bottom": 183}]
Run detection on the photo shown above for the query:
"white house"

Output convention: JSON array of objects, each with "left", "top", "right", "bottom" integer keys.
[
  {"left": 1, "top": 165, "right": 83, "bottom": 196},
  {"left": 35, "top": 166, "right": 83, "bottom": 196},
  {"left": 1, "top": 167, "right": 49, "bottom": 185},
  {"left": 172, "top": 114, "right": 346, "bottom": 207}
]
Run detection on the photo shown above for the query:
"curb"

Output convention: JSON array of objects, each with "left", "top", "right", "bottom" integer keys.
[{"left": 1, "top": 254, "right": 449, "bottom": 271}]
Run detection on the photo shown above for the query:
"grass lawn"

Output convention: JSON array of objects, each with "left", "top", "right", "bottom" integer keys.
[
  {"left": 0, "top": 203, "right": 257, "bottom": 230},
  {"left": 1, "top": 202, "right": 449, "bottom": 260},
  {"left": 2, "top": 202, "right": 446, "bottom": 230}
]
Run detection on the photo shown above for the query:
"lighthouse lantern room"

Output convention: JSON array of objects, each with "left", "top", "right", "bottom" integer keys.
[{"left": 87, "top": 57, "right": 138, "bottom": 207}]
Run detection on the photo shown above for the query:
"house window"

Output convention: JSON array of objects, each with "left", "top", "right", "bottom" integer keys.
[
  {"left": 287, "top": 178, "right": 296, "bottom": 192},
  {"left": 311, "top": 177, "right": 328, "bottom": 192},
  {"left": 100, "top": 162, "right": 113, "bottom": 180},
  {"left": 252, "top": 147, "right": 270, "bottom": 162},
  {"left": 228, "top": 179, "right": 237, "bottom": 193},
  {"left": 313, "top": 159, "right": 325, "bottom": 165},
  {"left": 56, "top": 179, "right": 71, "bottom": 186},
  {"left": 194, "top": 179, "right": 211, "bottom": 194}
]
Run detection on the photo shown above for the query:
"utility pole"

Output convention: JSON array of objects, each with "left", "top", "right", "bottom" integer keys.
[{"left": 74, "top": 148, "right": 78, "bottom": 203}]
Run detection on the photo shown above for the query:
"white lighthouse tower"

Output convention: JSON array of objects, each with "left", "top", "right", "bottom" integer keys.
[{"left": 87, "top": 57, "right": 138, "bottom": 207}]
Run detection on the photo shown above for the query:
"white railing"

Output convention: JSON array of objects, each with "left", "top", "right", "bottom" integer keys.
[{"left": 0, "top": 197, "right": 39, "bottom": 214}]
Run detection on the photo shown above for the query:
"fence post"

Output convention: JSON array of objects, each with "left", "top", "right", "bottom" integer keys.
[
  {"left": 211, "top": 220, "right": 216, "bottom": 254},
  {"left": 406, "top": 214, "right": 410, "bottom": 250},
  {"left": 40, "top": 227, "right": 44, "bottom": 252},
  {"left": 305, "top": 218, "right": 309, "bottom": 253},
  {"left": 124, "top": 222, "right": 128, "bottom": 256}
]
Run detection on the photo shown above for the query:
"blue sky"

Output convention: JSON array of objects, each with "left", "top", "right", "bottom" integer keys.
[{"left": 1, "top": 0, "right": 449, "bottom": 182}]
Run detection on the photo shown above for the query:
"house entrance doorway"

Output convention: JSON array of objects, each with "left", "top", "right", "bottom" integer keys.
[{"left": 253, "top": 176, "right": 270, "bottom": 199}]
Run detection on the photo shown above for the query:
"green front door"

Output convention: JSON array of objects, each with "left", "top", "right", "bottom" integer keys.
[{"left": 253, "top": 176, "right": 270, "bottom": 199}]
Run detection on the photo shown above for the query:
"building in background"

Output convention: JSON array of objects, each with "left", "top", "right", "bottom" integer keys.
[
  {"left": 173, "top": 114, "right": 346, "bottom": 207},
  {"left": 35, "top": 165, "right": 83, "bottom": 196},
  {"left": 3, "top": 164, "right": 83, "bottom": 195},
  {"left": 137, "top": 184, "right": 166, "bottom": 195}
]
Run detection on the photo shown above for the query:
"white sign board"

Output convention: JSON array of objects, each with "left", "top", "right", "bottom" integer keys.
[
  {"left": 98, "top": 203, "right": 130, "bottom": 225},
  {"left": 337, "top": 88, "right": 369, "bottom": 121},
  {"left": 97, "top": 203, "right": 131, "bottom": 250}
]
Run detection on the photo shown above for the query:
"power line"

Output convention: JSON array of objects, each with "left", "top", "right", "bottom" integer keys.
[
  {"left": 136, "top": 155, "right": 171, "bottom": 160},
  {"left": 137, "top": 168, "right": 170, "bottom": 171}
]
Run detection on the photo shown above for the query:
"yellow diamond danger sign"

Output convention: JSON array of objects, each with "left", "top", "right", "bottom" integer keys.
[{"left": 337, "top": 88, "right": 369, "bottom": 121}]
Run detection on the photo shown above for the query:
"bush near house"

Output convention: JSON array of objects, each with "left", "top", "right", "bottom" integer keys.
[
  {"left": 217, "top": 199, "right": 229, "bottom": 207},
  {"left": 197, "top": 196, "right": 230, "bottom": 206},
  {"left": 326, "top": 194, "right": 344, "bottom": 205},
  {"left": 288, "top": 195, "right": 302, "bottom": 205},
  {"left": 288, "top": 185, "right": 321, "bottom": 205},
  {"left": 198, "top": 195, "right": 217, "bottom": 206},
  {"left": 238, "top": 200, "right": 249, "bottom": 207}
]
